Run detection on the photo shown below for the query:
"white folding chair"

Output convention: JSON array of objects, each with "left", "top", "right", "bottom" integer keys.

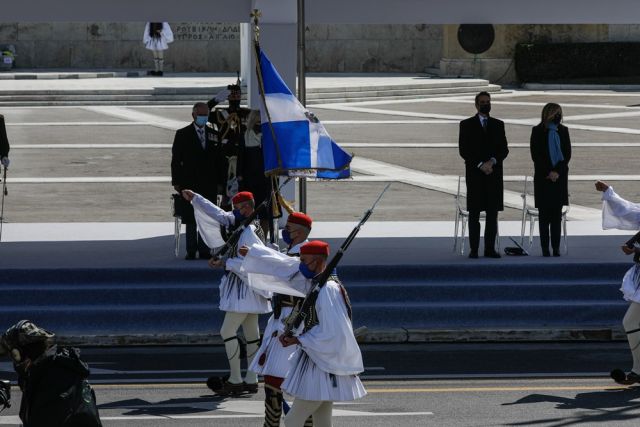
[
  {"left": 453, "top": 176, "right": 500, "bottom": 255},
  {"left": 520, "top": 175, "right": 569, "bottom": 253}
]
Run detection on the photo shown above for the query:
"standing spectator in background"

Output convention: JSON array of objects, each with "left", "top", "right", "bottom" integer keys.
[
  {"left": 171, "top": 102, "right": 225, "bottom": 260},
  {"left": 0, "top": 114, "right": 9, "bottom": 169},
  {"left": 238, "top": 110, "right": 271, "bottom": 233},
  {"left": 458, "top": 91, "right": 509, "bottom": 259},
  {"left": 530, "top": 103, "right": 571, "bottom": 257},
  {"left": 143, "top": 22, "right": 173, "bottom": 76}
]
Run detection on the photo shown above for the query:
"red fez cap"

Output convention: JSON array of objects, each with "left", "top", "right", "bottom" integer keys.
[
  {"left": 300, "top": 240, "right": 329, "bottom": 256},
  {"left": 232, "top": 191, "right": 254, "bottom": 204},
  {"left": 288, "top": 212, "right": 313, "bottom": 228}
]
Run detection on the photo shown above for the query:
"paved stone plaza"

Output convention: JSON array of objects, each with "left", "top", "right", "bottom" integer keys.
[{"left": 3, "top": 83, "right": 640, "bottom": 226}]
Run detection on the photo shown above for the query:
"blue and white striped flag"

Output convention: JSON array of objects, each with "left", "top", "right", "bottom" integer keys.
[{"left": 258, "top": 49, "right": 351, "bottom": 179}]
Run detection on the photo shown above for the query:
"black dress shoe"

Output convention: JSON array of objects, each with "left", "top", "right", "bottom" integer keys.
[
  {"left": 553, "top": 249, "right": 561, "bottom": 257},
  {"left": 484, "top": 250, "right": 501, "bottom": 258},
  {"left": 468, "top": 250, "right": 479, "bottom": 259},
  {"left": 611, "top": 369, "right": 640, "bottom": 385},
  {"left": 185, "top": 253, "right": 196, "bottom": 260},
  {"left": 542, "top": 249, "right": 550, "bottom": 257}
]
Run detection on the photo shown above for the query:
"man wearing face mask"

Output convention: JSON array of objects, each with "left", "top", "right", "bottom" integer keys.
[
  {"left": 280, "top": 241, "right": 366, "bottom": 427},
  {"left": 246, "top": 211, "right": 313, "bottom": 427},
  {"left": 208, "top": 80, "right": 251, "bottom": 210},
  {"left": 181, "top": 189, "right": 271, "bottom": 396},
  {"left": 239, "top": 239, "right": 365, "bottom": 427},
  {"left": 171, "top": 102, "right": 225, "bottom": 260},
  {"left": 458, "top": 91, "right": 509, "bottom": 259}
]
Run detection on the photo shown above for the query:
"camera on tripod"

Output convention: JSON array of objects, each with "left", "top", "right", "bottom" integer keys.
[{"left": 0, "top": 379, "right": 10, "bottom": 411}]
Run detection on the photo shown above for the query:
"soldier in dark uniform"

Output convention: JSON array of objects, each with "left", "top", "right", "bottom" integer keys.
[
  {"left": 208, "top": 80, "right": 251, "bottom": 210},
  {"left": 458, "top": 91, "right": 509, "bottom": 259}
]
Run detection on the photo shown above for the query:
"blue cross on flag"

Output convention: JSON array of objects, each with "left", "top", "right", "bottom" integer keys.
[{"left": 258, "top": 48, "right": 352, "bottom": 179}]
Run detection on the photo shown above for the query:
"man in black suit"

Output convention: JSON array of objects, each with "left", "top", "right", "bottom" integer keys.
[
  {"left": 0, "top": 115, "right": 9, "bottom": 169},
  {"left": 458, "top": 91, "right": 509, "bottom": 259},
  {"left": 171, "top": 102, "right": 225, "bottom": 260}
]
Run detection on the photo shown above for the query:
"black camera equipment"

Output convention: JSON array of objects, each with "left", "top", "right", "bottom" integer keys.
[{"left": 0, "top": 380, "right": 11, "bottom": 412}]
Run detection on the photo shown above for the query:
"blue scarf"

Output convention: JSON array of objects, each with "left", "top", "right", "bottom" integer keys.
[{"left": 547, "top": 123, "right": 564, "bottom": 167}]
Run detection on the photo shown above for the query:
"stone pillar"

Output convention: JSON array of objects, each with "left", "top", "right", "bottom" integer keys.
[
  {"left": 241, "top": 0, "right": 298, "bottom": 211},
  {"left": 242, "top": 0, "right": 297, "bottom": 109}
]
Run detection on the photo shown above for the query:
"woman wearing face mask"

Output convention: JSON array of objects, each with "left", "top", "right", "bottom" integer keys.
[{"left": 530, "top": 103, "right": 572, "bottom": 257}]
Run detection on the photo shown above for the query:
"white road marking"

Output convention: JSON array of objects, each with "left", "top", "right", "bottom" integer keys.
[
  {"left": 6, "top": 177, "right": 170, "bottom": 183},
  {"left": 12, "top": 144, "right": 171, "bottom": 149},
  {"left": 316, "top": 103, "right": 640, "bottom": 136},
  {"left": 6, "top": 122, "right": 154, "bottom": 126},
  {"left": 320, "top": 95, "right": 638, "bottom": 111},
  {"left": 349, "top": 157, "right": 600, "bottom": 221},
  {"left": 81, "top": 106, "right": 187, "bottom": 130}
]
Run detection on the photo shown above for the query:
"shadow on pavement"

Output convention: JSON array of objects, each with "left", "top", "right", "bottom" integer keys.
[{"left": 502, "top": 386, "right": 640, "bottom": 426}]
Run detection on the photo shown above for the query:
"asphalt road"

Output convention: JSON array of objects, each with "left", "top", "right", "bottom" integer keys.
[{"left": 0, "top": 343, "right": 639, "bottom": 426}]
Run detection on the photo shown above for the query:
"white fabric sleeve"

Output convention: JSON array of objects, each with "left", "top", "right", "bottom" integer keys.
[
  {"left": 242, "top": 244, "right": 309, "bottom": 297},
  {"left": 297, "top": 282, "right": 364, "bottom": 376},
  {"left": 162, "top": 22, "right": 174, "bottom": 44},
  {"left": 191, "top": 193, "right": 235, "bottom": 227},
  {"left": 225, "top": 225, "right": 264, "bottom": 277},
  {"left": 192, "top": 204, "right": 225, "bottom": 250},
  {"left": 602, "top": 186, "right": 640, "bottom": 230},
  {"left": 143, "top": 23, "right": 151, "bottom": 44}
]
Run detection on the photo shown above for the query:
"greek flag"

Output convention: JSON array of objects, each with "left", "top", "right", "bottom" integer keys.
[{"left": 258, "top": 49, "right": 351, "bottom": 179}]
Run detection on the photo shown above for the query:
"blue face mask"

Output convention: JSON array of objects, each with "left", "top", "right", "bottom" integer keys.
[
  {"left": 233, "top": 209, "right": 245, "bottom": 223},
  {"left": 299, "top": 262, "right": 316, "bottom": 279},
  {"left": 195, "top": 115, "right": 208, "bottom": 127},
  {"left": 282, "top": 229, "right": 292, "bottom": 245}
]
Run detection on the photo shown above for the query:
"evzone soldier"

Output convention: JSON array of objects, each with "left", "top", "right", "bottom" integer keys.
[
  {"left": 181, "top": 189, "right": 272, "bottom": 395},
  {"left": 208, "top": 78, "right": 251, "bottom": 209},
  {"left": 244, "top": 212, "right": 314, "bottom": 427},
  {"left": 242, "top": 240, "right": 366, "bottom": 427},
  {"left": 596, "top": 181, "right": 640, "bottom": 384}
]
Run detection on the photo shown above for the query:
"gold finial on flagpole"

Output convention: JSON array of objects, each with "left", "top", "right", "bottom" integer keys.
[{"left": 251, "top": 9, "right": 262, "bottom": 42}]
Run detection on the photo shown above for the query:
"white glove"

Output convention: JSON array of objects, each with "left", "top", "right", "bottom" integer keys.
[
  {"left": 213, "top": 89, "right": 231, "bottom": 103},
  {"left": 0, "top": 157, "right": 9, "bottom": 168}
]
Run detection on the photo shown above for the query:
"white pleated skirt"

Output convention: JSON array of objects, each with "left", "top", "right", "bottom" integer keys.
[
  {"left": 622, "top": 264, "right": 640, "bottom": 303},
  {"left": 250, "top": 308, "right": 300, "bottom": 378},
  {"left": 282, "top": 352, "right": 367, "bottom": 401},
  {"left": 219, "top": 272, "right": 272, "bottom": 314}
]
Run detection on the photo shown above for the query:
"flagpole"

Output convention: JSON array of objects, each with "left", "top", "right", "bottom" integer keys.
[
  {"left": 297, "top": 0, "right": 307, "bottom": 213},
  {"left": 251, "top": 9, "right": 283, "bottom": 173}
]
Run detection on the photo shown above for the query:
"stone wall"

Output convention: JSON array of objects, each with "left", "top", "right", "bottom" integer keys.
[
  {"left": 0, "top": 22, "right": 442, "bottom": 73},
  {"left": 440, "top": 24, "right": 635, "bottom": 83}
]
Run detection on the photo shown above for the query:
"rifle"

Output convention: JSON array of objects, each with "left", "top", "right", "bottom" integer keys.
[
  {"left": 0, "top": 165, "right": 7, "bottom": 243},
  {"left": 212, "top": 177, "right": 290, "bottom": 260},
  {"left": 283, "top": 184, "right": 390, "bottom": 337}
]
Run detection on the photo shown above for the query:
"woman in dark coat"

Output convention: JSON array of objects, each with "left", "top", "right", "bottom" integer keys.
[{"left": 530, "top": 103, "right": 572, "bottom": 257}]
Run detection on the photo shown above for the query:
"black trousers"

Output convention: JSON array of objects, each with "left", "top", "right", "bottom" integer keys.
[
  {"left": 538, "top": 206, "right": 562, "bottom": 252},
  {"left": 186, "top": 223, "right": 210, "bottom": 256},
  {"left": 468, "top": 209, "right": 498, "bottom": 253}
]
